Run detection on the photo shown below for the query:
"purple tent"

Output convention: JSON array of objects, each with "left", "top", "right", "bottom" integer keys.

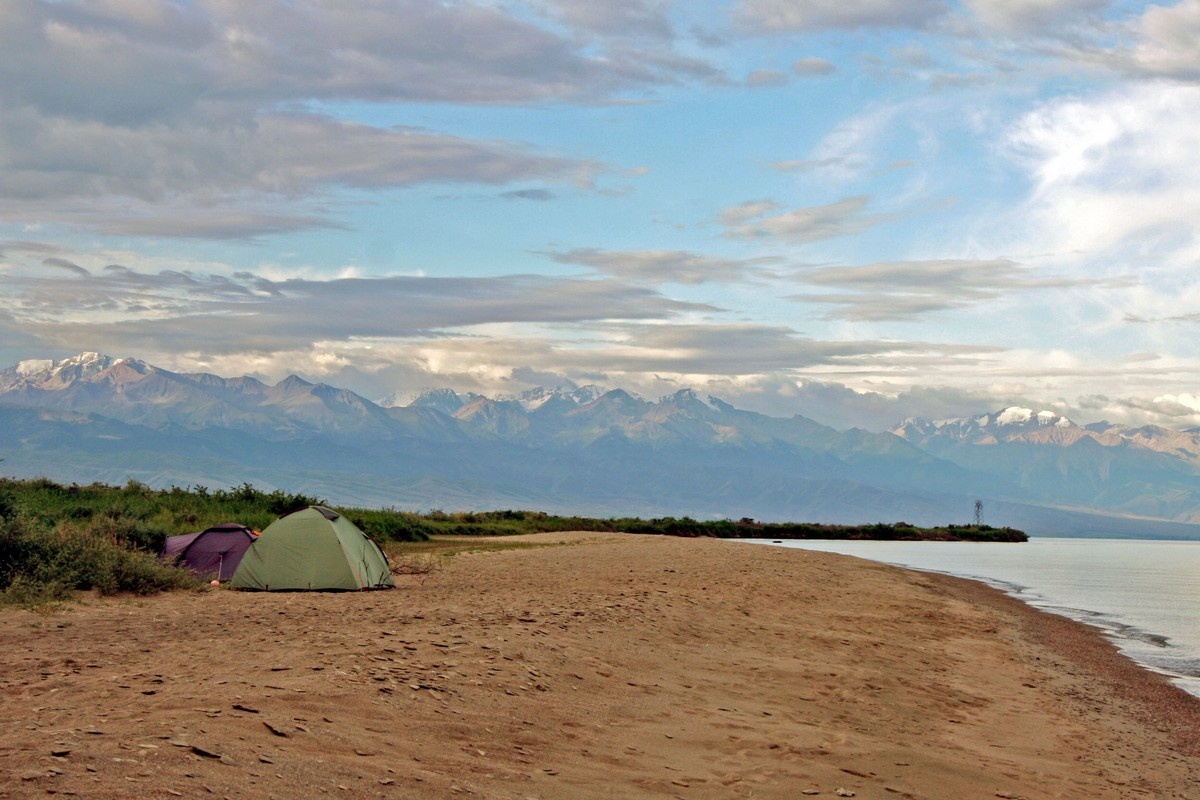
[{"left": 161, "top": 523, "right": 259, "bottom": 582}]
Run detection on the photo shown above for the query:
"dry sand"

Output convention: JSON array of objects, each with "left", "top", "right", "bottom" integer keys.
[{"left": 2, "top": 532, "right": 1199, "bottom": 799}]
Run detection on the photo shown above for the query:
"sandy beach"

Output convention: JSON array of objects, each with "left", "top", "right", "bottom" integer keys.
[{"left": 2, "top": 532, "right": 1199, "bottom": 799}]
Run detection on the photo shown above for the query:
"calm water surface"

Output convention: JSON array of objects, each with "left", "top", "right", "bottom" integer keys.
[{"left": 746, "top": 538, "right": 1200, "bottom": 697}]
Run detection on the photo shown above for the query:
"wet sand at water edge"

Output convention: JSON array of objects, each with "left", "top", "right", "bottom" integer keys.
[{"left": 2, "top": 532, "right": 1199, "bottom": 799}]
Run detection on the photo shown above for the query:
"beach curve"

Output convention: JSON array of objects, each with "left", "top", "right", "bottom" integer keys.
[{"left": 1, "top": 532, "right": 1197, "bottom": 799}]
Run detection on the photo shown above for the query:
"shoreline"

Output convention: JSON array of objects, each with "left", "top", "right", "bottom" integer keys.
[
  {"left": 2, "top": 532, "right": 1198, "bottom": 798},
  {"left": 954, "top": 572, "right": 1200, "bottom": 700},
  {"left": 927, "top": 567, "right": 1200, "bottom": 757},
  {"left": 744, "top": 536, "right": 1200, "bottom": 702}
]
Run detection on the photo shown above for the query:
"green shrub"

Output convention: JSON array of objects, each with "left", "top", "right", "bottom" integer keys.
[
  {"left": 0, "top": 574, "right": 73, "bottom": 611},
  {"left": 343, "top": 508, "right": 433, "bottom": 542},
  {"left": 0, "top": 486, "right": 17, "bottom": 523},
  {"left": 0, "top": 517, "right": 197, "bottom": 603}
]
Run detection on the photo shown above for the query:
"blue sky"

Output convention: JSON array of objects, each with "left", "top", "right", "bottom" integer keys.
[{"left": 3, "top": 0, "right": 1200, "bottom": 430}]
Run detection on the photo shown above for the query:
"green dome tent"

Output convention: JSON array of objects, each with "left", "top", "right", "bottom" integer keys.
[{"left": 231, "top": 506, "right": 394, "bottom": 591}]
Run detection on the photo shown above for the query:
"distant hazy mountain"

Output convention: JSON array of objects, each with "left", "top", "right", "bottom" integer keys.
[
  {"left": 3, "top": 355, "right": 1200, "bottom": 538},
  {"left": 892, "top": 407, "right": 1200, "bottom": 526},
  {"left": 892, "top": 406, "right": 1200, "bottom": 460}
]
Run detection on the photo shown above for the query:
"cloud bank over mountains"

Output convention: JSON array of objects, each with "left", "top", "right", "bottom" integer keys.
[{"left": 2, "top": 0, "right": 1200, "bottom": 433}]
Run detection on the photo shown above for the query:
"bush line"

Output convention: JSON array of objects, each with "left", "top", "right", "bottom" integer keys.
[{"left": 0, "top": 478, "right": 1026, "bottom": 607}]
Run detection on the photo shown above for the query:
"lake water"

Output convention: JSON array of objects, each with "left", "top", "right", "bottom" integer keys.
[{"left": 744, "top": 538, "right": 1200, "bottom": 698}]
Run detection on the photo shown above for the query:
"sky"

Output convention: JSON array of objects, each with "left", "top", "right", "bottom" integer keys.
[{"left": 2, "top": 0, "right": 1200, "bottom": 432}]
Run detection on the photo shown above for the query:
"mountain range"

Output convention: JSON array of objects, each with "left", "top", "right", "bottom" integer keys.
[{"left": 2, "top": 353, "right": 1199, "bottom": 538}]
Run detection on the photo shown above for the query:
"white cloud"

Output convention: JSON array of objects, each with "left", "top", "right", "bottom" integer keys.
[
  {"left": 793, "top": 57, "right": 837, "bottom": 76},
  {"left": 790, "top": 259, "right": 1122, "bottom": 320},
  {"left": 13, "top": 0, "right": 683, "bottom": 107},
  {"left": 0, "top": 251, "right": 1017, "bottom": 425},
  {"left": 5, "top": 0, "right": 1198, "bottom": 437},
  {"left": 1002, "top": 81, "right": 1200, "bottom": 267},
  {"left": 720, "top": 196, "right": 891, "bottom": 243},
  {"left": 0, "top": 111, "right": 598, "bottom": 237},
  {"left": 734, "top": 0, "right": 948, "bottom": 32},
  {"left": 746, "top": 69, "right": 789, "bottom": 87},
  {"left": 964, "top": 0, "right": 1109, "bottom": 34},
  {"left": 1123, "top": 0, "right": 1200, "bottom": 78},
  {"left": 537, "top": 0, "right": 674, "bottom": 39},
  {"left": 0, "top": 0, "right": 712, "bottom": 239},
  {"left": 788, "top": 105, "right": 902, "bottom": 183},
  {"left": 1155, "top": 392, "right": 1200, "bottom": 413},
  {"left": 719, "top": 199, "right": 779, "bottom": 226},
  {"left": 0, "top": 104, "right": 603, "bottom": 237},
  {"left": 4, "top": 266, "right": 719, "bottom": 346},
  {"left": 549, "top": 248, "right": 776, "bottom": 285}
]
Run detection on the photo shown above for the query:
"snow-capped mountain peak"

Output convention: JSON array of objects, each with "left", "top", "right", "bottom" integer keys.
[
  {"left": 992, "top": 406, "right": 1073, "bottom": 428},
  {"left": 401, "top": 387, "right": 473, "bottom": 414},
  {"left": 515, "top": 385, "right": 607, "bottom": 411},
  {"left": 2, "top": 352, "right": 123, "bottom": 389},
  {"left": 892, "top": 406, "right": 1078, "bottom": 446},
  {"left": 661, "top": 388, "right": 729, "bottom": 413}
]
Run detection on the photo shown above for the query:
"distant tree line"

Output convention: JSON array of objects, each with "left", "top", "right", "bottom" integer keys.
[
  {"left": 408, "top": 510, "right": 1028, "bottom": 541},
  {"left": 644, "top": 516, "right": 1028, "bottom": 542}
]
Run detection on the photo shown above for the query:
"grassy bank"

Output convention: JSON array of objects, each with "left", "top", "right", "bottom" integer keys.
[{"left": 0, "top": 478, "right": 1025, "bottom": 607}]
